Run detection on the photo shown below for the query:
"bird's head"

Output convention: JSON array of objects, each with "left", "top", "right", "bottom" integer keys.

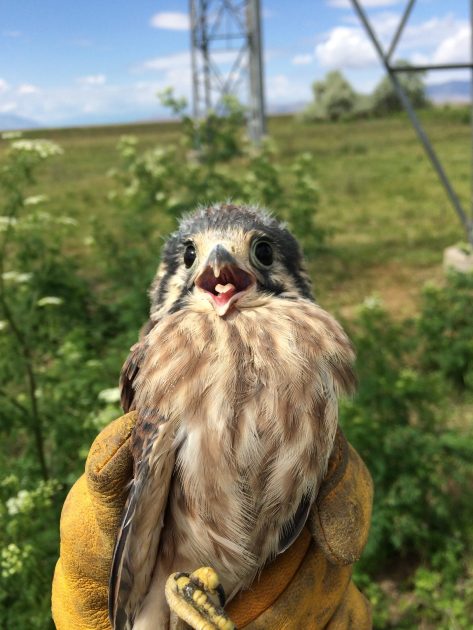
[{"left": 150, "top": 203, "right": 313, "bottom": 318}]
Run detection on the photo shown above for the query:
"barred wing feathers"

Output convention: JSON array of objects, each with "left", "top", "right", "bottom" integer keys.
[{"left": 109, "top": 418, "right": 176, "bottom": 629}]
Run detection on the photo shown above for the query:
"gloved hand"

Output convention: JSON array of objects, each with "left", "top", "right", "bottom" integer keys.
[
  {"left": 52, "top": 412, "right": 137, "bottom": 630},
  {"left": 52, "top": 414, "right": 373, "bottom": 630}
]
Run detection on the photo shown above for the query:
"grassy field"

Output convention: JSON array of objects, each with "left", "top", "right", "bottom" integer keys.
[{"left": 3, "top": 107, "right": 470, "bottom": 319}]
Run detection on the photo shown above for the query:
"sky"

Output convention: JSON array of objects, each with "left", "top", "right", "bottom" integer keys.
[{"left": 0, "top": 0, "right": 470, "bottom": 127}]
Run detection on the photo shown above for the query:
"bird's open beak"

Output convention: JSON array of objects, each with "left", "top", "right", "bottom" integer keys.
[{"left": 195, "top": 245, "right": 255, "bottom": 316}]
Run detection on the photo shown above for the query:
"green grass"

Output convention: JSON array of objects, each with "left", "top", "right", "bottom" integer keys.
[{"left": 3, "top": 107, "right": 470, "bottom": 317}]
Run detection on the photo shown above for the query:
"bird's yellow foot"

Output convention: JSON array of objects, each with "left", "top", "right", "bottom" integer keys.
[{"left": 165, "top": 567, "right": 236, "bottom": 630}]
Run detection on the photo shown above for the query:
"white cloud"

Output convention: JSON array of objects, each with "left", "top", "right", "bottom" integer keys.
[
  {"left": 315, "top": 26, "right": 378, "bottom": 68},
  {"left": 150, "top": 12, "right": 190, "bottom": 31},
  {"left": 0, "top": 78, "right": 10, "bottom": 93},
  {"left": 328, "top": 0, "right": 401, "bottom": 7},
  {"left": 433, "top": 24, "right": 470, "bottom": 64},
  {"left": 0, "top": 102, "right": 17, "bottom": 113},
  {"left": 265, "top": 74, "right": 311, "bottom": 103},
  {"left": 292, "top": 54, "right": 313, "bottom": 65},
  {"left": 141, "top": 50, "right": 239, "bottom": 73},
  {"left": 6, "top": 78, "right": 192, "bottom": 126},
  {"left": 398, "top": 15, "right": 468, "bottom": 52},
  {"left": 369, "top": 11, "right": 400, "bottom": 41},
  {"left": 138, "top": 48, "right": 251, "bottom": 105},
  {"left": 422, "top": 23, "right": 471, "bottom": 86},
  {"left": 315, "top": 12, "right": 471, "bottom": 74},
  {"left": 6, "top": 68, "right": 311, "bottom": 127},
  {"left": 391, "top": 16, "right": 470, "bottom": 84},
  {"left": 18, "top": 84, "right": 39, "bottom": 95},
  {"left": 3, "top": 30, "right": 21, "bottom": 38},
  {"left": 77, "top": 74, "right": 107, "bottom": 86},
  {"left": 141, "top": 52, "right": 191, "bottom": 72}
]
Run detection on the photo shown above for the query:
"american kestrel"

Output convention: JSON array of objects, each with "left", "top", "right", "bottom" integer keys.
[{"left": 109, "top": 203, "right": 355, "bottom": 630}]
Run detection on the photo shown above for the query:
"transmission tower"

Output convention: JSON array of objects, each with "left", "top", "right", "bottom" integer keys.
[
  {"left": 351, "top": 0, "right": 473, "bottom": 246},
  {"left": 189, "top": 0, "right": 266, "bottom": 143}
]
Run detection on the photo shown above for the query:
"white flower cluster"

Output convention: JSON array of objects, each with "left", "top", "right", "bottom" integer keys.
[
  {"left": 37, "top": 296, "right": 63, "bottom": 307},
  {"left": 1, "top": 131, "right": 22, "bottom": 140},
  {"left": 56, "top": 216, "right": 78, "bottom": 226},
  {"left": 23, "top": 194, "right": 48, "bottom": 206},
  {"left": 6, "top": 479, "right": 59, "bottom": 516},
  {"left": 98, "top": 387, "right": 121, "bottom": 404},
  {"left": 0, "top": 216, "right": 18, "bottom": 232},
  {"left": 362, "top": 295, "right": 382, "bottom": 310},
  {"left": 11, "top": 139, "right": 63, "bottom": 159},
  {"left": 6, "top": 490, "right": 32, "bottom": 516},
  {"left": 1, "top": 543, "right": 32, "bottom": 579},
  {"left": 19, "top": 210, "right": 78, "bottom": 230},
  {"left": 2, "top": 271, "right": 32, "bottom": 284}
]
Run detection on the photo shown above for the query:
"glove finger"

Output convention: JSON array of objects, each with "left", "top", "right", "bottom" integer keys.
[
  {"left": 85, "top": 411, "right": 137, "bottom": 517},
  {"left": 310, "top": 429, "right": 373, "bottom": 565}
]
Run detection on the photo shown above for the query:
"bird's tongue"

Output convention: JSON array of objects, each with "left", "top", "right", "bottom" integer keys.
[{"left": 214, "top": 282, "right": 237, "bottom": 306}]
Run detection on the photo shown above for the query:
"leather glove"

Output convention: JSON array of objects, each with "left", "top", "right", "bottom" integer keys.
[
  {"left": 52, "top": 413, "right": 136, "bottom": 630},
  {"left": 52, "top": 414, "right": 373, "bottom": 629}
]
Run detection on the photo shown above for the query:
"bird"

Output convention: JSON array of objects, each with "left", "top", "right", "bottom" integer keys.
[{"left": 109, "top": 203, "right": 356, "bottom": 630}]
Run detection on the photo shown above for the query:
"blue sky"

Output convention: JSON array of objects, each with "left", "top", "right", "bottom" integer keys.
[{"left": 0, "top": 0, "right": 470, "bottom": 126}]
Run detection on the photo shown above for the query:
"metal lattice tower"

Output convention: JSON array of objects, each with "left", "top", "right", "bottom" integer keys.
[
  {"left": 351, "top": 0, "right": 473, "bottom": 246},
  {"left": 189, "top": 0, "right": 266, "bottom": 142}
]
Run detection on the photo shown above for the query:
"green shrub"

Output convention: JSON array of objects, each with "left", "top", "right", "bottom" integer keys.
[
  {"left": 0, "top": 476, "right": 61, "bottom": 629},
  {"left": 371, "top": 62, "right": 429, "bottom": 116},
  {"left": 342, "top": 298, "right": 473, "bottom": 628},
  {"left": 342, "top": 299, "right": 473, "bottom": 572},
  {"left": 0, "top": 137, "right": 123, "bottom": 626},
  {"left": 304, "top": 70, "right": 359, "bottom": 121},
  {"left": 418, "top": 273, "right": 473, "bottom": 390}
]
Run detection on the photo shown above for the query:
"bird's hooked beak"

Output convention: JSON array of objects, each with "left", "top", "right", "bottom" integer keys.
[{"left": 195, "top": 244, "right": 255, "bottom": 316}]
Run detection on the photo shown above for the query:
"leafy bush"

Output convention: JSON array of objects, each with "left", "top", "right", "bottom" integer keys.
[
  {"left": 342, "top": 299, "right": 473, "bottom": 570},
  {"left": 418, "top": 273, "right": 473, "bottom": 390},
  {"left": 371, "top": 61, "right": 429, "bottom": 116},
  {"left": 0, "top": 137, "right": 123, "bottom": 626},
  {"left": 304, "top": 65, "right": 429, "bottom": 122},
  {"left": 305, "top": 70, "right": 359, "bottom": 121},
  {"left": 0, "top": 476, "right": 61, "bottom": 629},
  {"left": 158, "top": 88, "right": 246, "bottom": 164},
  {"left": 341, "top": 297, "right": 473, "bottom": 628}
]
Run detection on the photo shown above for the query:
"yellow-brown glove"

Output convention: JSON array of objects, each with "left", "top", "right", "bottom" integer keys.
[
  {"left": 52, "top": 414, "right": 373, "bottom": 630},
  {"left": 52, "top": 413, "right": 136, "bottom": 630}
]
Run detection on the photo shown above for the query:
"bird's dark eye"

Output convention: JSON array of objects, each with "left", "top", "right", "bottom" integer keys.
[
  {"left": 253, "top": 240, "right": 273, "bottom": 267},
  {"left": 184, "top": 244, "right": 196, "bottom": 268}
]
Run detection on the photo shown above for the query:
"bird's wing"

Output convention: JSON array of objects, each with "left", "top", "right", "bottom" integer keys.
[
  {"left": 277, "top": 493, "right": 313, "bottom": 554},
  {"left": 109, "top": 414, "right": 176, "bottom": 629},
  {"left": 119, "top": 319, "right": 155, "bottom": 413},
  {"left": 277, "top": 371, "right": 342, "bottom": 556}
]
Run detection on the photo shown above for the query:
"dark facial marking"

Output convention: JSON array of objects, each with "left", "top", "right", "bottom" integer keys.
[
  {"left": 168, "top": 282, "right": 192, "bottom": 314},
  {"left": 153, "top": 234, "right": 180, "bottom": 308}
]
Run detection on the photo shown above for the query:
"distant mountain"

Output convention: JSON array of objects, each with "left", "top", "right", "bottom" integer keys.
[
  {"left": 0, "top": 114, "right": 41, "bottom": 131},
  {"left": 427, "top": 81, "right": 470, "bottom": 103}
]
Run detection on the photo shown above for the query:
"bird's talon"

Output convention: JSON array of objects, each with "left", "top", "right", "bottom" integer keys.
[
  {"left": 189, "top": 567, "right": 226, "bottom": 606},
  {"left": 165, "top": 568, "right": 236, "bottom": 630}
]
